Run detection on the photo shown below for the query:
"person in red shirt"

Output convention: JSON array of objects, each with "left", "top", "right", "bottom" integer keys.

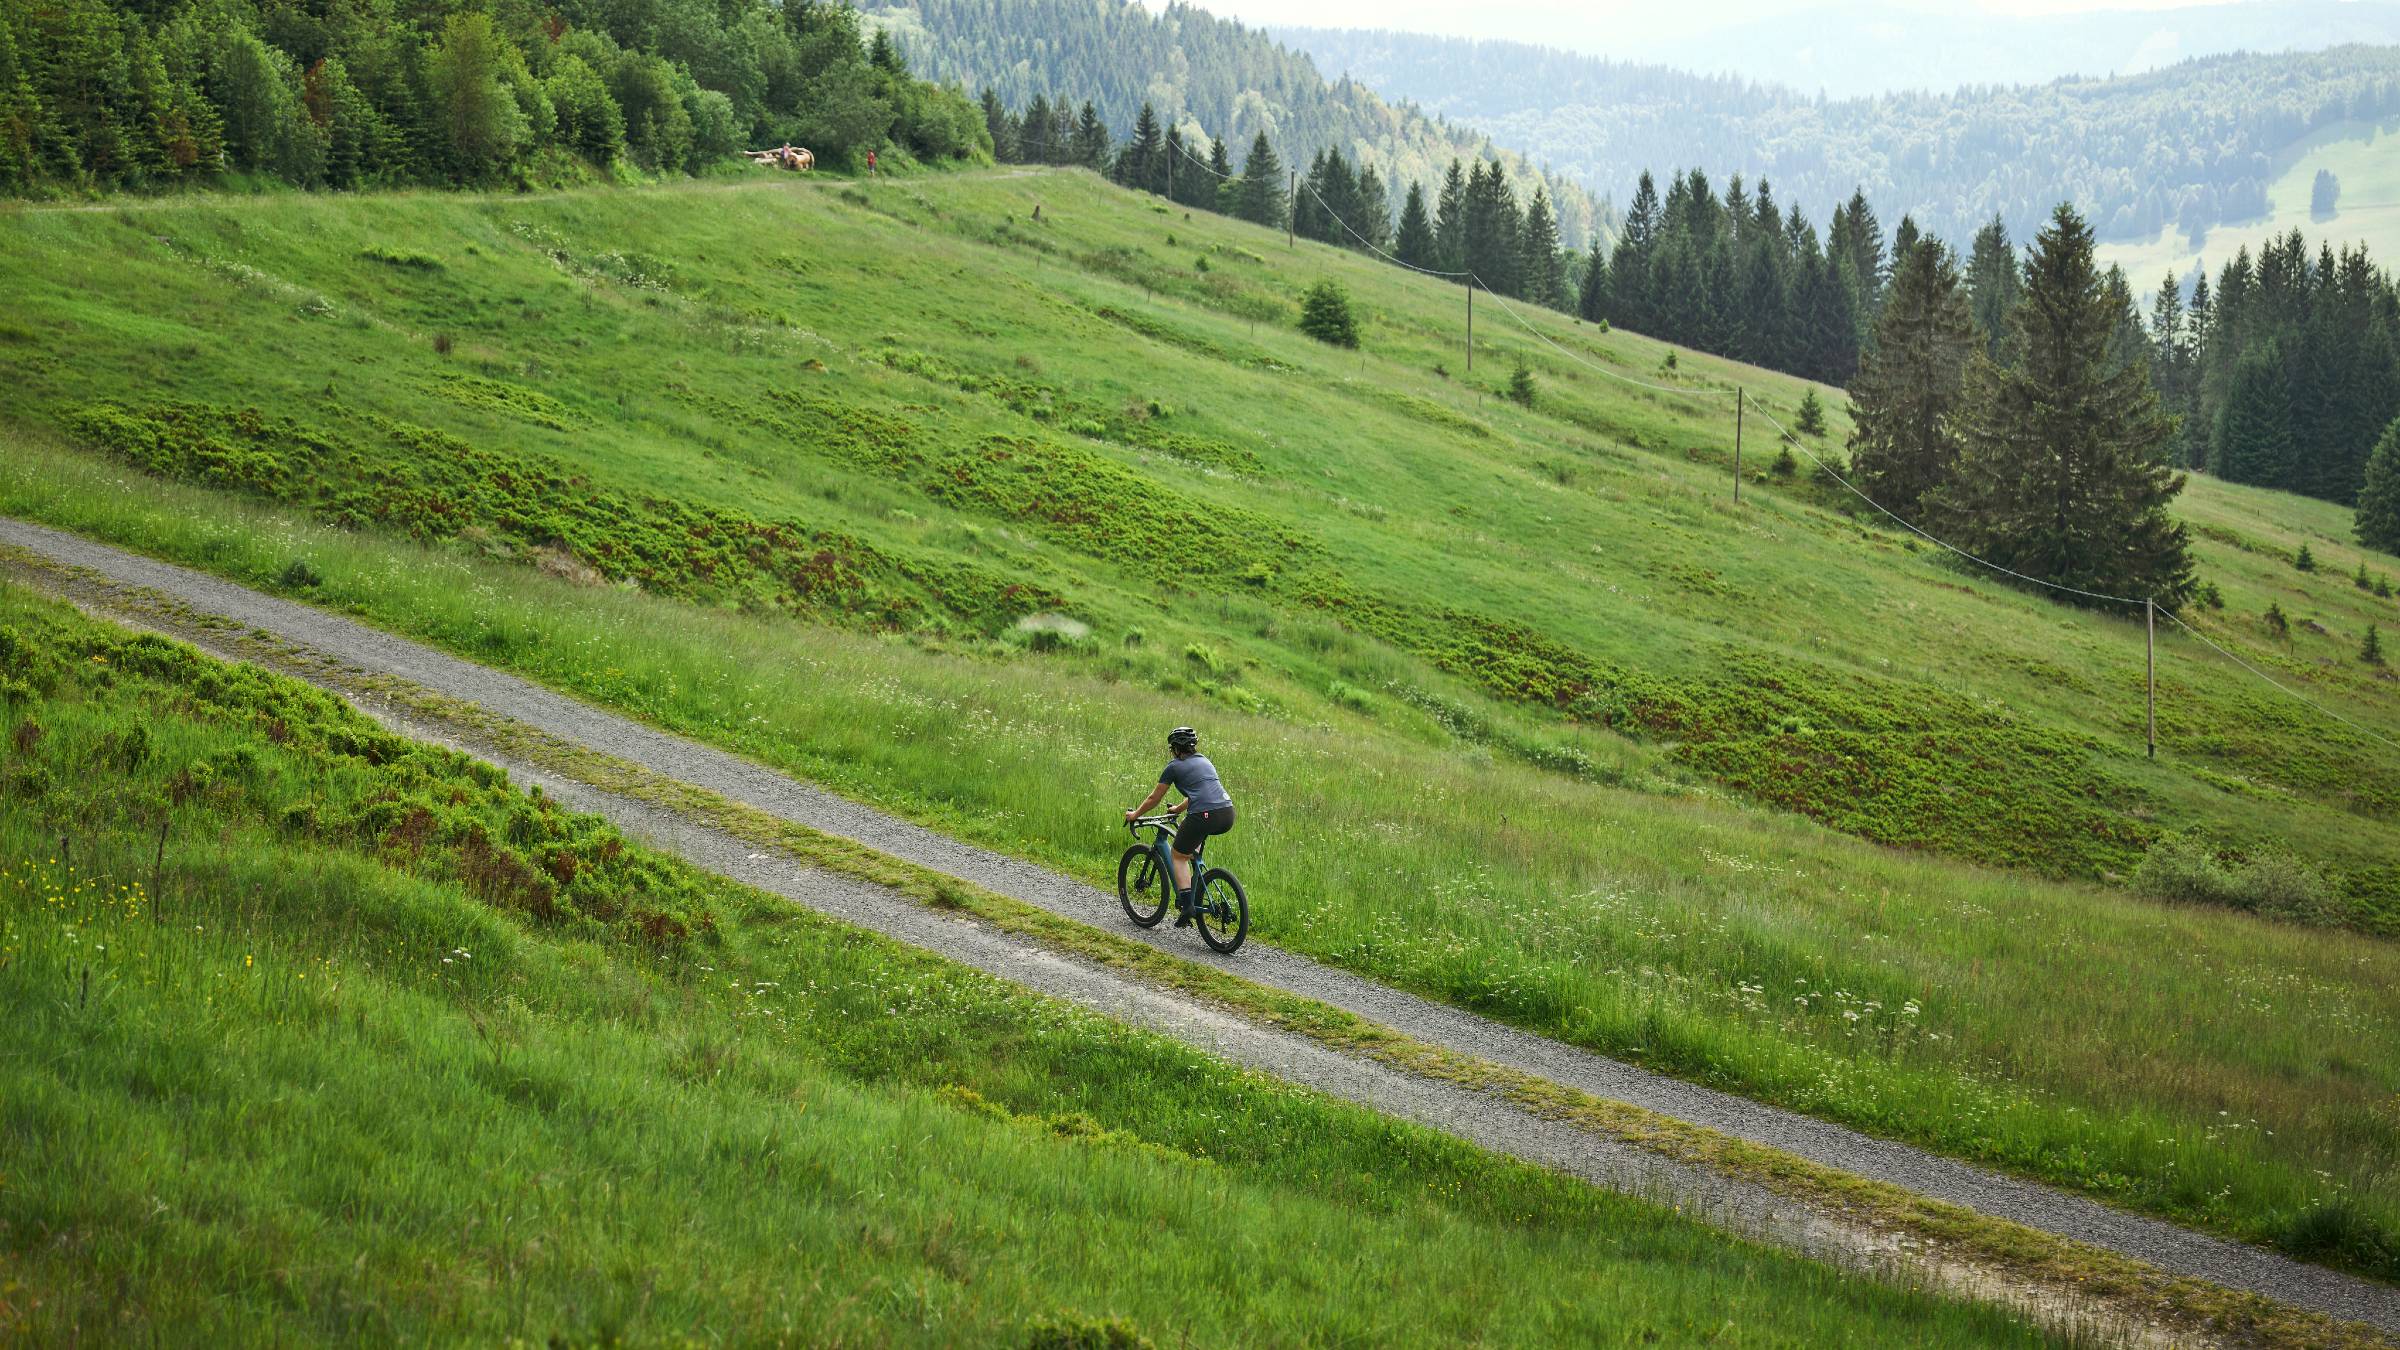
[{"left": 866, "top": 149, "right": 877, "bottom": 175}]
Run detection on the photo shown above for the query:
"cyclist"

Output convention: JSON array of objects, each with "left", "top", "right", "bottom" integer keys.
[{"left": 1125, "top": 726, "right": 1236, "bottom": 925}]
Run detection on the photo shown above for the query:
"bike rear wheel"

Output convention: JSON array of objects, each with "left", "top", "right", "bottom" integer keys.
[
  {"left": 1118, "top": 844, "right": 1169, "bottom": 927},
  {"left": 1194, "top": 867, "right": 1248, "bottom": 953}
]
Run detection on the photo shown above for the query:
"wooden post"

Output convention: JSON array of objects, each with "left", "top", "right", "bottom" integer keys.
[
  {"left": 1465, "top": 279, "right": 1474, "bottom": 373},
  {"left": 1287, "top": 171, "right": 1296, "bottom": 249},
  {"left": 1733, "top": 389, "right": 1744, "bottom": 504},
  {"left": 2146, "top": 597, "right": 2157, "bottom": 759}
]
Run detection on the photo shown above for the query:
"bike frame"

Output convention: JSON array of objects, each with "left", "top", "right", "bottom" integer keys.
[{"left": 1135, "top": 816, "right": 1204, "bottom": 899}]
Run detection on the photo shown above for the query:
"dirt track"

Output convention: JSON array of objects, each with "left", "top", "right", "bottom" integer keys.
[{"left": 5, "top": 513, "right": 2395, "bottom": 1343}]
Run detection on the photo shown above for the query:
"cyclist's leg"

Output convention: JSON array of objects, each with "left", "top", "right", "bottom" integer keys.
[{"left": 1171, "top": 812, "right": 1211, "bottom": 897}]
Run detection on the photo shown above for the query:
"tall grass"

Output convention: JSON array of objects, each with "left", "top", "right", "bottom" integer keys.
[{"left": 0, "top": 584, "right": 2052, "bottom": 1345}]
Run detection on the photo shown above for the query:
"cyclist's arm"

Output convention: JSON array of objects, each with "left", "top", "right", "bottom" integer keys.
[{"left": 1127, "top": 782, "right": 1169, "bottom": 819}]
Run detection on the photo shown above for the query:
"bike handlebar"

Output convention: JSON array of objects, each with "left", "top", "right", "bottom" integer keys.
[{"left": 1127, "top": 813, "right": 1179, "bottom": 831}]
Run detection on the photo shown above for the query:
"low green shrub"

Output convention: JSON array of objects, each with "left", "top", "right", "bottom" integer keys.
[
  {"left": 2132, "top": 832, "right": 2237, "bottom": 907},
  {"left": 2133, "top": 832, "right": 2352, "bottom": 927},
  {"left": 1298, "top": 281, "right": 1358, "bottom": 349}
]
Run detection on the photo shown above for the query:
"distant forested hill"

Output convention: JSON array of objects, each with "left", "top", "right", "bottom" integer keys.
[
  {"left": 858, "top": 0, "right": 1603, "bottom": 246},
  {"left": 1275, "top": 29, "right": 2400, "bottom": 249}
]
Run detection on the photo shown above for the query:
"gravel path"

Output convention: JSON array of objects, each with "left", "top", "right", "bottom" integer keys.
[{"left": 6, "top": 513, "right": 2394, "bottom": 1337}]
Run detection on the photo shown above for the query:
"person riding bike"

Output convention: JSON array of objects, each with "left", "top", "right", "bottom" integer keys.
[{"left": 1125, "top": 726, "right": 1236, "bottom": 926}]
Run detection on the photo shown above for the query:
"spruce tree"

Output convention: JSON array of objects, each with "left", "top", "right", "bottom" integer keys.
[
  {"left": 1116, "top": 102, "right": 1161, "bottom": 191},
  {"left": 1291, "top": 150, "right": 1328, "bottom": 241},
  {"left": 1019, "top": 94, "right": 1052, "bottom": 165},
  {"left": 1234, "top": 131, "right": 1284, "bottom": 229},
  {"left": 1202, "top": 135, "right": 1232, "bottom": 211},
  {"left": 977, "top": 88, "right": 1013, "bottom": 161},
  {"left": 2357, "top": 416, "right": 2400, "bottom": 554},
  {"left": 2212, "top": 343, "right": 2293, "bottom": 487},
  {"left": 1962, "top": 217, "right": 2019, "bottom": 359},
  {"left": 1434, "top": 159, "right": 1467, "bottom": 274},
  {"left": 2148, "top": 273, "right": 2191, "bottom": 452},
  {"left": 1836, "top": 189, "right": 1887, "bottom": 309},
  {"left": 1073, "top": 102, "right": 1109, "bottom": 170},
  {"left": 1608, "top": 170, "right": 1660, "bottom": 331},
  {"left": 1519, "top": 186, "right": 1563, "bottom": 309},
  {"left": 1462, "top": 161, "right": 1520, "bottom": 296},
  {"left": 1941, "top": 203, "right": 2193, "bottom": 606},
  {"left": 1354, "top": 164, "right": 1391, "bottom": 249},
  {"left": 1507, "top": 357, "right": 1536, "bottom": 406},
  {"left": 1160, "top": 125, "right": 1185, "bottom": 200},
  {"left": 1393, "top": 181, "right": 1436, "bottom": 270},
  {"left": 1848, "top": 239, "right": 1976, "bottom": 516},
  {"left": 1576, "top": 238, "right": 1608, "bottom": 321}
]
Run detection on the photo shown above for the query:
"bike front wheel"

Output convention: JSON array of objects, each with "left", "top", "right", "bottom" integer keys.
[
  {"left": 1118, "top": 844, "right": 1169, "bottom": 928},
  {"left": 1193, "top": 867, "right": 1248, "bottom": 954}
]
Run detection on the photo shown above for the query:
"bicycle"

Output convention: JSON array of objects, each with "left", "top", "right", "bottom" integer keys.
[{"left": 1119, "top": 813, "right": 1248, "bottom": 953}]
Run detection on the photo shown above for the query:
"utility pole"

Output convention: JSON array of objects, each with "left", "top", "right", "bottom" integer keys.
[
  {"left": 1287, "top": 171, "right": 1296, "bottom": 249},
  {"left": 2145, "top": 598, "right": 2157, "bottom": 759},
  {"left": 1733, "top": 389, "right": 1744, "bottom": 504},
  {"left": 1465, "top": 279, "right": 1474, "bottom": 373}
]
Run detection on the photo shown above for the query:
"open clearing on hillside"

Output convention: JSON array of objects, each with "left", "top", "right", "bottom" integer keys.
[
  {"left": 3, "top": 168, "right": 2398, "bottom": 1281},
  {"left": 2099, "top": 117, "right": 2400, "bottom": 284}
]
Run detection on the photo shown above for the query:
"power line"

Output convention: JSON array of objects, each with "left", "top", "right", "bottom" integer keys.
[
  {"left": 1466, "top": 280, "right": 1734, "bottom": 400},
  {"left": 1743, "top": 401, "right": 2149, "bottom": 608},
  {"left": 1292, "top": 176, "right": 1475, "bottom": 280},
  {"left": 2156, "top": 607, "right": 2400, "bottom": 754}
]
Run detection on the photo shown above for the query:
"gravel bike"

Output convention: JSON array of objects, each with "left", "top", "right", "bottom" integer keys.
[{"left": 1119, "top": 813, "right": 1248, "bottom": 953}]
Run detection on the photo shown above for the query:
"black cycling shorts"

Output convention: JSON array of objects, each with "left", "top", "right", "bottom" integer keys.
[{"left": 1173, "top": 804, "right": 1235, "bottom": 854}]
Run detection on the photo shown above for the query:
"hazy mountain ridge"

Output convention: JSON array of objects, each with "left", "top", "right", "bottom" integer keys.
[
  {"left": 1614, "top": 0, "right": 2400, "bottom": 99},
  {"left": 1277, "top": 26, "right": 2400, "bottom": 248}
]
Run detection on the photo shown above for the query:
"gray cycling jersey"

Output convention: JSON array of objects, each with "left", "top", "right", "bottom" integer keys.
[{"left": 1158, "top": 753, "right": 1233, "bottom": 812}]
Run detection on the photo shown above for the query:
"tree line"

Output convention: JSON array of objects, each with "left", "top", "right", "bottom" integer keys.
[
  {"left": 862, "top": 0, "right": 1602, "bottom": 249},
  {"left": 1573, "top": 169, "right": 1880, "bottom": 386},
  {"left": 2149, "top": 229, "right": 2400, "bottom": 524},
  {"left": 0, "top": 0, "right": 989, "bottom": 193},
  {"left": 982, "top": 91, "right": 1581, "bottom": 313}
]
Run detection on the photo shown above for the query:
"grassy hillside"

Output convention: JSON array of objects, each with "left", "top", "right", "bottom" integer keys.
[
  {"left": 0, "top": 585, "right": 2061, "bottom": 1343},
  {"left": 2100, "top": 117, "right": 2400, "bottom": 286},
  {"left": 1, "top": 167, "right": 2397, "bottom": 1276}
]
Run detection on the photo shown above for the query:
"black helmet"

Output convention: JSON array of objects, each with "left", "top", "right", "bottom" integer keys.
[{"left": 1167, "top": 726, "right": 1199, "bottom": 754}]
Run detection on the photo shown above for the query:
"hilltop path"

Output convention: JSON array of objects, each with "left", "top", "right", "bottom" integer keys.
[{"left": 5, "top": 513, "right": 2394, "bottom": 1342}]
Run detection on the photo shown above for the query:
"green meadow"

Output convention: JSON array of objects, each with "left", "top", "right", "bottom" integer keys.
[
  {"left": 2, "top": 166, "right": 2397, "bottom": 1275},
  {"left": 0, "top": 584, "right": 2067, "bottom": 1343}
]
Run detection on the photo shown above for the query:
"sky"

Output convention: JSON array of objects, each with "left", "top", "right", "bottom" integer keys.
[{"left": 1193, "top": 0, "right": 2249, "bottom": 48}]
